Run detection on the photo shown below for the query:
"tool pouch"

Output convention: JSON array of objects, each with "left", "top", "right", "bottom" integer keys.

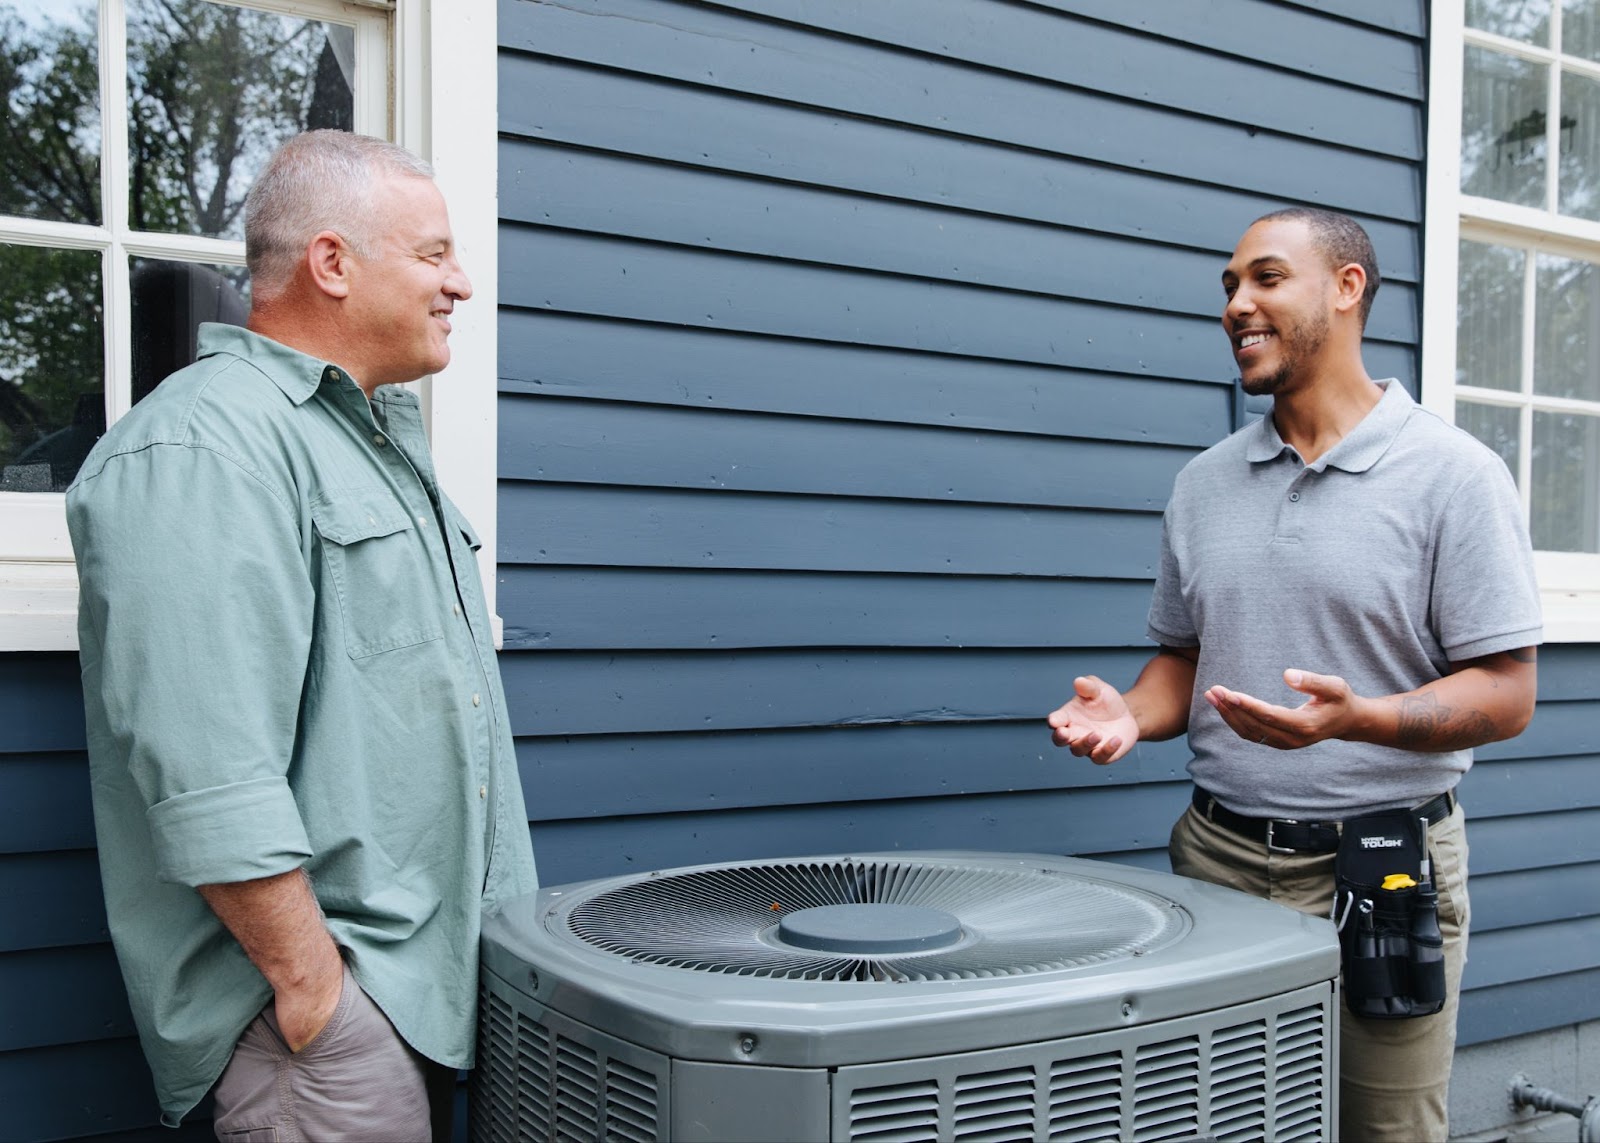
[{"left": 1332, "top": 810, "right": 1447, "bottom": 1020}]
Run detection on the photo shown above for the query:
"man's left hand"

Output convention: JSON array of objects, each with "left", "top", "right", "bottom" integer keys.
[{"left": 1203, "top": 669, "right": 1368, "bottom": 750}]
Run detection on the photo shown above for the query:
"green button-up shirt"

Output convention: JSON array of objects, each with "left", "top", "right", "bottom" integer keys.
[{"left": 67, "top": 323, "right": 539, "bottom": 1124}]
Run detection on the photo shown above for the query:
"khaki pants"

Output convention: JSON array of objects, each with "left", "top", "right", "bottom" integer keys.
[
  {"left": 1170, "top": 798, "right": 1470, "bottom": 1143},
  {"left": 212, "top": 962, "right": 454, "bottom": 1142}
]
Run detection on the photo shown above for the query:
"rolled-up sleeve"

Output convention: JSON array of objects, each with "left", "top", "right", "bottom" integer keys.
[{"left": 70, "top": 441, "right": 315, "bottom": 887}]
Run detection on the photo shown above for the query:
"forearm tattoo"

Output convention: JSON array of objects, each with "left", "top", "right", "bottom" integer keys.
[{"left": 1395, "top": 693, "right": 1497, "bottom": 750}]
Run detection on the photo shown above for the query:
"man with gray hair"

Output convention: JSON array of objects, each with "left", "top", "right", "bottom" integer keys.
[{"left": 68, "top": 130, "right": 537, "bottom": 1140}]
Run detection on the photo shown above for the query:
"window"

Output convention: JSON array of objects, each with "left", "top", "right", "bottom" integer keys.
[
  {"left": 0, "top": 0, "right": 502, "bottom": 649},
  {"left": 1425, "top": 0, "right": 1600, "bottom": 641}
]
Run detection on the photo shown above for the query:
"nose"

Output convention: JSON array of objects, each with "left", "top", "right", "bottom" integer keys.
[
  {"left": 445, "top": 256, "right": 473, "bottom": 302},
  {"left": 1223, "top": 284, "right": 1254, "bottom": 327}
]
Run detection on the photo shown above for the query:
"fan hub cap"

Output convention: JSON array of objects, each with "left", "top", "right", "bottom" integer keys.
[{"left": 776, "top": 904, "right": 963, "bottom": 954}]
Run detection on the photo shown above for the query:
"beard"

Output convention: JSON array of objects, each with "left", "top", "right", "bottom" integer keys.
[{"left": 1239, "top": 309, "right": 1330, "bottom": 396}]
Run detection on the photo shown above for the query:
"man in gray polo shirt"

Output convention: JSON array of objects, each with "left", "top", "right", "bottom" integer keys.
[{"left": 1047, "top": 207, "right": 1541, "bottom": 1142}]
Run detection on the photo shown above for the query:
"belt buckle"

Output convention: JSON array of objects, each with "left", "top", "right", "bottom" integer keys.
[{"left": 1266, "top": 818, "right": 1300, "bottom": 854}]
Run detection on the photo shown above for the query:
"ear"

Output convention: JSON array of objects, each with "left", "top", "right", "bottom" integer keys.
[
  {"left": 305, "top": 231, "right": 353, "bottom": 300},
  {"left": 1332, "top": 261, "right": 1367, "bottom": 319}
]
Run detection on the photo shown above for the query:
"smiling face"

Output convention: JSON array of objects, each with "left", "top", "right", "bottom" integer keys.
[
  {"left": 1221, "top": 218, "right": 1338, "bottom": 397},
  {"left": 347, "top": 173, "right": 473, "bottom": 387}
]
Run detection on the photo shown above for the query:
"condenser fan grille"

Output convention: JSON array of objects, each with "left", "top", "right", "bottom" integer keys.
[{"left": 563, "top": 857, "right": 1187, "bottom": 982}]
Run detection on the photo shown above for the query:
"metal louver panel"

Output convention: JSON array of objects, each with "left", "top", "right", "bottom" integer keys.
[
  {"left": 848, "top": 1079, "right": 941, "bottom": 1143},
  {"left": 604, "top": 1059, "right": 661, "bottom": 1143},
  {"left": 565, "top": 857, "right": 1185, "bottom": 982},
  {"left": 517, "top": 1021, "right": 554, "bottom": 1140},
  {"left": 1207, "top": 1020, "right": 1268, "bottom": 1142},
  {"left": 471, "top": 986, "right": 520, "bottom": 1143},
  {"left": 1046, "top": 1052, "right": 1121, "bottom": 1142},
  {"left": 952, "top": 1067, "right": 1035, "bottom": 1142},
  {"left": 1271, "top": 1005, "right": 1327, "bottom": 1142},
  {"left": 474, "top": 977, "right": 668, "bottom": 1143},
  {"left": 1131, "top": 1037, "right": 1201, "bottom": 1141},
  {"left": 832, "top": 983, "right": 1333, "bottom": 1143},
  {"left": 554, "top": 1038, "right": 601, "bottom": 1142}
]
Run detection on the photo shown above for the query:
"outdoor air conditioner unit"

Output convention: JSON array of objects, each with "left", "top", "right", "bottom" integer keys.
[{"left": 473, "top": 851, "right": 1341, "bottom": 1142}]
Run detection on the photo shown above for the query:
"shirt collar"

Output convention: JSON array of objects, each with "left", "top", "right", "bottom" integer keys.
[
  {"left": 196, "top": 322, "right": 346, "bottom": 406},
  {"left": 1245, "top": 379, "right": 1414, "bottom": 472}
]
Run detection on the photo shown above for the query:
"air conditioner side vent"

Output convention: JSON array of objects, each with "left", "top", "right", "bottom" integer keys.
[
  {"left": 847, "top": 1079, "right": 940, "bottom": 1142},
  {"left": 952, "top": 1066, "right": 1034, "bottom": 1141}
]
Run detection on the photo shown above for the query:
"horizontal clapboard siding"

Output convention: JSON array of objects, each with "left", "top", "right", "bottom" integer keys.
[
  {"left": 497, "top": 0, "right": 1427, "bottom": 891},
  {"left": 3, "top": 3, "right": 1594, "bottom": 1140}
]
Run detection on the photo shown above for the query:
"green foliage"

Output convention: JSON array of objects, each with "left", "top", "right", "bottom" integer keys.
[{"left": 1, "top": 0, "right": 353, "bottom": 485}]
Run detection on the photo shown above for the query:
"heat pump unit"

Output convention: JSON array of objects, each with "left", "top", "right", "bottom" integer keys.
[{"left": 474, "top": 851, "right": 1340, "bottom": 1142}]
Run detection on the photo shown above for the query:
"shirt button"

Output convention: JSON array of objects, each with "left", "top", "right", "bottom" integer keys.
[
  {"left": 472, "top": 693, "right": 481, "bottom": 707},
  {"left": 1288, "top": 491, "right": 1300, "bottom": 502},
  {"left": 373, "top": 434, "right": 387, "bottom": 447},
  {"left": 452, "top": 603, "right": 461, "bottom": 617},
  {"left": 479, "top": 784, "right": 487, "bottom": 799},
  {"left": 416, "top": 515, "right": 428, "bottom": 526}
]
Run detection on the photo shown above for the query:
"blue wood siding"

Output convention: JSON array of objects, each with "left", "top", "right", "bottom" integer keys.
[
  {"left": 493, "top": 0, "right": 1594, "bottom": 1058},
  {"left": 493, "top": 0, "right": 1421, "bottom": 867},
  {"left": 1, "top": 2, "right": 1596, "bottom": 1139}
]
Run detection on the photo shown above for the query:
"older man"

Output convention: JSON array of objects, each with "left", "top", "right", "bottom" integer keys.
[
  {"left": 1047, "top": 208, "right": 1541, "bottom": 1141},
  {"left": 68, "top": 130, "right": 537, "bottom": 1140}
]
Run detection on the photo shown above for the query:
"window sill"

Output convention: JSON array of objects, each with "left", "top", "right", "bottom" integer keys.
[
  {"left": 0, "top": 562, "right": 80, "bottom": 652},
  {"left": 1541, "top": 588, "right": 1600, "bottom": 645}
]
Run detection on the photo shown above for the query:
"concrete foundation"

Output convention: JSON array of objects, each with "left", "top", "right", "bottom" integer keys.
[{"left": 1450, "top": 1021, "right": 1600, "bottom": 1142}]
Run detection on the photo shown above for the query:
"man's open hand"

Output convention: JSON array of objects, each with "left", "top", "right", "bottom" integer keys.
[
  {"left": 1047, "top": 675, "right": 1140, "bottom": 764},
  {"left": 1204, "top": 668, "right": 1367, "bottom": 749}
]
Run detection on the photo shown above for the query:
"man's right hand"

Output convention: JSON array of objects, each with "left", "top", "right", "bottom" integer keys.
[
  {"left": 1047, "top": 675, "right": 1140, "bottom": 765},
  {"left": 274, "top": 942, "right": 345, "bottom": 1052}
]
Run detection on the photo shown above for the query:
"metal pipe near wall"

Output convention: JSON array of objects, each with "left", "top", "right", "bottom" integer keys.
[{"left": 1511, "top": 1074, "right": 1600, "bottom": 1142}]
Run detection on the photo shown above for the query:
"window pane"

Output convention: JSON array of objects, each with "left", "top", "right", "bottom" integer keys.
[
  {"left": 1532, "top": 411, "right": 1600, "bottom": 551},
  {"left": 1457, "top": 401, "right": 1522, "bottom": 479},
  {"left": 1535, "top": 252, "right": 1600, "bottom": 400},
  {"left": 0, "top": 2, "right": 101, "bottom": 225},
  {"left": 1566, "top": 0, "right": 1600, "bottom": 63},
  {"left": 125, "top": 0, "right": 356, "bottom": 239},
  {"left": 1558, "top": 69, "right": 1600, "bottom": 219},
  {"left": 1468, "top": 0, "right": 1552, "bottom": 44},
  {"left": 1462, "top": 47, "right": 1550, "bottom": 207},
  {"left": 1457, "top": 240, "right": 1525, "bottom": 392},
  {"left": 130, "top": 258, "right": 250, "bottom": 405},
  {"left": 0, "top": 243, "right": 104, "bottom": 493}
]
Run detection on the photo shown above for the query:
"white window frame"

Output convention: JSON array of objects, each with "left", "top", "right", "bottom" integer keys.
[
  {"left": 1423, "top": 0, "right": 1600, "bottom": 642},
  {"left": 0, "top": 0, "right": 500, "bottom": 650}
]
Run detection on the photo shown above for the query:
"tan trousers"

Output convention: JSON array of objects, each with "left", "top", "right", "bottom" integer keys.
[
  {"left": 212, "top": 962, "right": 451, "bottom": 1142},
  {"left": 1170, "top": 799, "right": 1470, "bottom": 1143}
]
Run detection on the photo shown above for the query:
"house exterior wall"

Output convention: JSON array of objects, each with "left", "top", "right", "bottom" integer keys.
[{"left": 1, "top": 1, "right": 1596, "bottom": 1139}]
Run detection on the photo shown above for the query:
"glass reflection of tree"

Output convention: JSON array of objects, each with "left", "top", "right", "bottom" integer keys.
[
  {"left": 126, "top": 0, "right": 352, "bottom": 238},
  {"left": 1534, "top": 256, "right": 1600, "bottom": 551},
  {"left": 0, "top": 0, "right": 352, "bottom": 487}
]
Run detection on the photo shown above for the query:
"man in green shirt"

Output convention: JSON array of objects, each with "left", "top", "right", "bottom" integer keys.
[{"left": 68, "top": 130, "right": 538, "bottom": 1139}]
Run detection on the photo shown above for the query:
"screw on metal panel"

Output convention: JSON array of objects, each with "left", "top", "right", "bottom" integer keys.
[
  {"left": 527, "top": 971, "right": 540, "bottom": 993},
  {"left": 1120, "top": 1002, "right": 1134, "bottom": 1018},
  {"left": 738, "top": 1035, "right": 757, "bottom": 1054}
]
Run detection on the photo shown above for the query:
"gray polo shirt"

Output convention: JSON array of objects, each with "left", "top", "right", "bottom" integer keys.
[{"left": 1147, "top": 380, "right": 1542, "bottom": 819}]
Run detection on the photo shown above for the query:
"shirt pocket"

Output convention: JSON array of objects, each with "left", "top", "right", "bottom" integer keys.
[{"left": 311, "top": 488, "right": 444, "bottom": 658}]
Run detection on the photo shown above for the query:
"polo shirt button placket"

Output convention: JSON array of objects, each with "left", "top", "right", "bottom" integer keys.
[{"left": 1288, "top": 491, "right": 1301, "bottom": 502}]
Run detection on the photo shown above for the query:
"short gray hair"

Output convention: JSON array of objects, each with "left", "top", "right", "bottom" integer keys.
[{"left": 244, "top": 130, "right": 434, "bottom": 299}]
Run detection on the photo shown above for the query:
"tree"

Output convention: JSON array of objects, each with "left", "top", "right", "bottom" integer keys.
[{"left": 1, "top": 0, "right": 354, "bottom": 490}]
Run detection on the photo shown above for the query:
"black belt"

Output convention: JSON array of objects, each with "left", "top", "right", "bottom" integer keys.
[{"left": 1191, "top": 786, "right": 1455, "bottom": 854}]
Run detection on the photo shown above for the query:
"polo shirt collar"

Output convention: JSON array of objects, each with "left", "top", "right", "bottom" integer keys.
[
  {"left": 196, "top": 322, "right": 341, "bottom": 406},
  {"left": 1245, "top": 379, "right": 1414, "bottom": 472}
]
